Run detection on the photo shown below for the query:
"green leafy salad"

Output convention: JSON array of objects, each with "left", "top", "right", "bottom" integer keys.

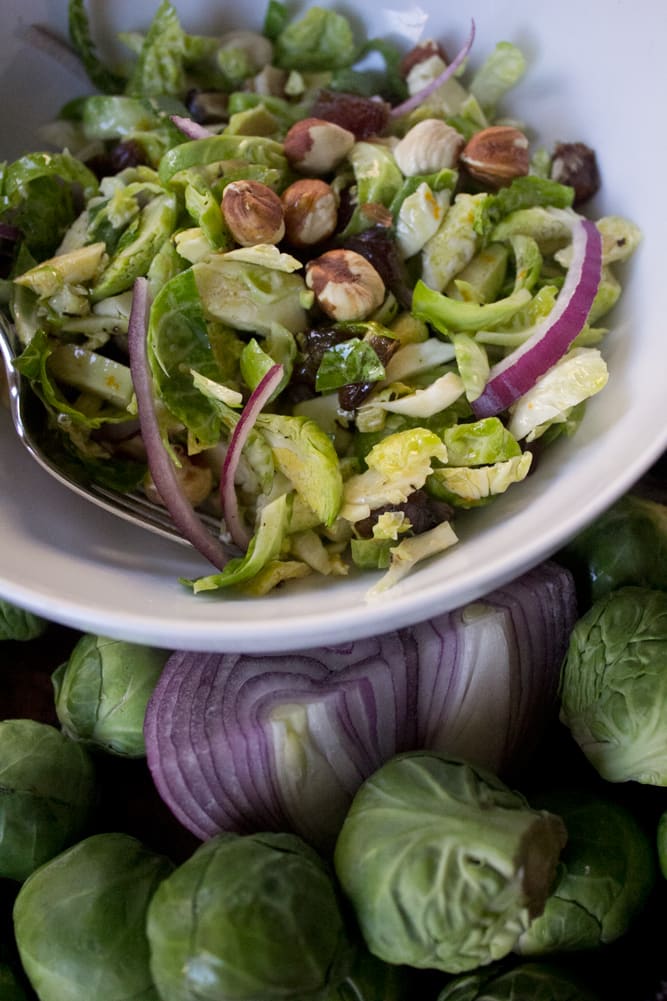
[{"left": 0, "top": 0, "right": 641, "bottom": 598}]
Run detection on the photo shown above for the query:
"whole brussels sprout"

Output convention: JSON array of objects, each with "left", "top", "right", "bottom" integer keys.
[
  {"left": 13, "top": 832, "right": 173, "bottom": 1001},
  {"left": 0, "top": 962, "right": 29, "bottom": 1001},
  {"left": 147, "top": 831, "right": 351, "bottom": 1001},
  {"left": 436, "top": 961, "right": 601, "bottom": 1000},
  {"left": 559, "top": 586, "right": 667, "bottom": 784},
  {"left": 0, "top": 719, "right": 95, "bottom": 881},
  {"left": 0, "top": 600, "right": 47, "bottom": 642},
  {"left": 333, "top": 752, "right": 567, "bottom": 975},
  {"left": 0, "top": 938, "right": 30, "bottom": 1001},
  {"left": 559, "top": 494, "right": 667, "bottom": 604},
  {"left": 514, "top": 791, "right": 655, "bottom": 954},
  {"left": 658, "top": 811, "right": 667, "bottom": 880},
  {"left": 325, "top": 945, "right": 414, "bottom": 1000},
  {"left": 52, "top": 634, "right": 169, "bottom": 757}
]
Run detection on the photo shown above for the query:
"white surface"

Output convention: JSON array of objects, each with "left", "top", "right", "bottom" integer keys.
[{"left": 1, "top": 0, "right": 665, "bottom": 652}]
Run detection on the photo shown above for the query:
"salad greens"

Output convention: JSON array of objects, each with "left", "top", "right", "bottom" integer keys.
[{"left": 0, "top": 0, "right": 641, "bottom": 599}]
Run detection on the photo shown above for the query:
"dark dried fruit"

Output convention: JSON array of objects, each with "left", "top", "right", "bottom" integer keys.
[
  {"left": 110, "top": 140, "right": 149, "bottom": 173},
  {"left": 355, "top": 489, "right": 454, "bottom": 538},
  {"left": 185, "top": 88, "right": 229, "bottom": 124},
  {"left": 341, "top": 226, "right": 414, "bottom": 310},
  {"left": 310, "top": 90, "right": 390, "bottom": 140},
  {"left": 550, "top": 141, "right": 601, "bottom": 205},
  {"left": 338, "top": 331, "right": 400, "bottom": 410},
  {"left": 399, "top": 39, "right": 447, "bottom": 79},
  {"left": 292, "top": 325, "right": 353, "bottom": 391}
]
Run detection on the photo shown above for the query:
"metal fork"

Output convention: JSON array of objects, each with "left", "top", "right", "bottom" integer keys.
[{"left": 0, "top": 313, "right": 219, "bottom": 547}]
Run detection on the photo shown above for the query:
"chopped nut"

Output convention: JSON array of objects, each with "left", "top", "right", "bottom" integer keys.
[
  {"left": 221, "top": 179, "right": 285, "bottom": 247},
  {"left": 250, "top": 64, "right": 289, "bottom": 97},
  {"left": 283, "top": 117, "right": 356, "bottom": 174},
  {"left": 460, "top": 125, "right": 530, "bottom": 188},
  {"left": 393, "top": 118, "right": 464, "bottom": 176},
  {"left": 305, "top": 248, "right": 385, "bottom": 322},
  {"left": 144, "top": 448, "right": 213, "bottom": 508},
  {"left": 281, "top": 178, "right": 338, "bottom": 248},
  {"left": 218, "top": 30, "right": 274, "bottom": 72}
]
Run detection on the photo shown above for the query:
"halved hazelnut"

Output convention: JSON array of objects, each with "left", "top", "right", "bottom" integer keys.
[
  {"left": 305, "top": 248, "right": 385, "bottom": 322},
  {"left": 460, "top": 125, "right": 530, "bottom": 188},
  {"left": 283, "top": 117, "right": 356, "bottom": 174},
  {"left": 221, "top": 179, "right": 285, "bottom": 246},
  {"left": 281, "top": 178, "right": 338, "bottom": 248},
  {"left": 393, "top": 118, "right": 464, "bottom": 176}
]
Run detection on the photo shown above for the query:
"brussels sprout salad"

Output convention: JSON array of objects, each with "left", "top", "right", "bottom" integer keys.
[
  {"left": 1, "top": 467, "right": 667, "bottom": 1001},
  {"left": 0, "top": 0, "right": 641, "bottom": 599}
]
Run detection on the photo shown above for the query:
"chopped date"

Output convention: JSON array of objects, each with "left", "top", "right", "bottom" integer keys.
[
  {"left": 309, "top": 90, "right": 390, "bottom": 140},
  {"left": 338, "top": 331, "right": 400, "bottom": 410},
  {"left": 355, "top": 489, "right": 455, "bottom": 538},
  {"left": 291, "top": 325, "right": 353, "bottom": 391},
  {"left": 85, "top": 140, "right": 148, "bottom": 179},
  {"left": 550, "top": 141, "right": 601, "bottom": 205},
  {"left": 399, "top": 39, "right": 448, "bottom": 79},
  {"left": 341, "top": 226, "right": 414, "bottom": 310},
  {"left": 185, "top": 88, "right": 229, "bottom": 125}
]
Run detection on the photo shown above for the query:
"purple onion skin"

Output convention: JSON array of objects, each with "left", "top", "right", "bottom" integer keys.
[{"left": 144, "top": 561, "right": 577, "bottom": 851}]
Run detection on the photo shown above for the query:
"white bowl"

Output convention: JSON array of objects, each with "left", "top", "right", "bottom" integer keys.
[{"left": 1, "top": 0, "right": 665, "bottom": 652}]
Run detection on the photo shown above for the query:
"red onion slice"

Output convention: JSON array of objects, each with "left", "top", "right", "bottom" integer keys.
[
  {"left": 127, "top": 277, "right": 231, "bottom": 569},
  {"left": 390, "top": 19, "right": 476, "bottom": 119},
  {"left": 144, "top": 563, "right": 576, "bottom": 849},
  {"left": 220, "top": 363, "right": 284, "bottom": 550},
  {"left": 472, "top": 211, "right": 602, "bottom": 418},
  {"left": 170, "top": 114, "right": 215, "bottom": 140}
]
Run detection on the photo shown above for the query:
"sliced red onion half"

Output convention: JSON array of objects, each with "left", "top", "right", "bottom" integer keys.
[
  {"left": 144, "top": 561, "right": 577, "bottom": 851},
  {"left": 472, "top": 210, "right": 602, "bottom": 418},
  {"left": 170, "top": 115, "right": 215, "bottom": 140},
  {"left": 220, "top": 364, "right": 284, "bottom": 550},
  {"left": 390, "top": 19, "right": 476, "bottom": 119},
  {"left": 127, "top": 277, "right": 231, "bottom": 570}
]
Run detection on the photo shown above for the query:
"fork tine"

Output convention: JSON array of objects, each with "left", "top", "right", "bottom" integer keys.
[{"left": 0, "top": 312, "right": 223, "bottom": 550}]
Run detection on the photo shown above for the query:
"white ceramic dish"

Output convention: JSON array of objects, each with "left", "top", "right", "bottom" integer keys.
[{"left": 1, "top": 0, "right": 665, "bottom": 652}]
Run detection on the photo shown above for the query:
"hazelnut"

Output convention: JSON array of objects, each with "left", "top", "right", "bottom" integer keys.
[
  {"left": 393, "top": 118, "right": 464, "bottom": 176},
  {"left": 221, "top": 179, "right": 285, "bottom": 246},
  {"left": 283, "top": 117, "right": 356, "bottom": 174},
  {"left": 460, "top": 126, "right": 530, "bottom": 188},
  {"left": 281, "top": 178, "right": 338, "bottom": 247},
  {"left": 144, "top": 447, "right": 213, "bottom": 508},
  {"left": 305, "top": 248, "right": 385, "bottom": 322}
]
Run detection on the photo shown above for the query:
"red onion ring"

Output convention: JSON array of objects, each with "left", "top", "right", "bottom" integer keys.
[
  {"left": 390, "top": 19, "right": 476, "bottom": 119},
  {"left": 472, "top": 211, "right": 602, "bottom": 418},
  {"left": 220, "top": 363, "right": 284, "bottom": 551},
  {"left": 170, "top": 115, "right": 215, "bottom": 140},
  {"left": 127, "top": 277, "right": 231, "bottom": 570}
]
